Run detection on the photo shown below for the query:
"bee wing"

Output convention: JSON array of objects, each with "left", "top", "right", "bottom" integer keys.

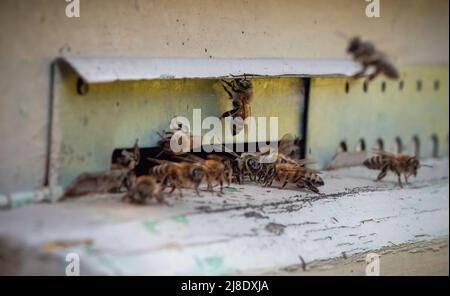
[
  {"left": 420, "top": 164, "right": 433, "bottom": 168},
  {"left": 295, "top": 159, "right": 317, "bottom": 166},
  {"left": 278, "top": 134, "right": 298, "bottom": 157},
  {"left": 133, "top": 139, "right": 140, "bottom": 164},
  {"left": 278, "top": 167, "right": 322, "bottom": 174},
  {"left": 372, "top": 149, "right": 395, "bottom": 157},
  {"left": 181, "top": 154, "right": 206, "bottom": 163},
  {"left": 207, "top": 144, "right": 240, "bottom": 158},
  {"left": 146, "top": 157, "right": 177, "bottom": 165}
]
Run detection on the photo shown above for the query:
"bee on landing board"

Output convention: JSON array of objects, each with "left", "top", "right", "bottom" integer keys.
[
  {"left": 363, "top": 150, "right": 427, "bottom": 188},
  {"left": 122, "top": 175, "right": 167, "bottom": 205},
  {"left": 257, "top": 134, "right": 317, "bottom": 187},
  {"left": 263, "top": 163, "right": 324, "bottom": 194},
  {"left": 148, "top": 158, "right": 206, "bottom": 198},
  {"left": 347, "top": 36, "right": 399, "bottom": 82},
  {"left": 220, "top": 76, "right": 253, "bottom": 136},
  {"left": 231, "top": 152, "right": 262, "bottom": 184},
  {"left": 111, "top": 139, "right": 140, "bottom": 191},
  {"left": 176, "top": 154, "right": 232, "bottom": 195},
  {"left": 63, "top": 139, "right": 140, "bottom": 198}
]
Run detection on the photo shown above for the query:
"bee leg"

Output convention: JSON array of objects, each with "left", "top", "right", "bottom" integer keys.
[
  {"left": 169, "top": 183, "right": 176, "bottom": 194},
  {"left": 219, "top": 179, "right": 224, "bottom": 195},
  {"left": 221, "top": 84, "right": 234, "bottom": 100},
  {"left": 352, "top": 64, "right": 368, "bottom": 79},
  {"left": 305, "top": 181, "right": 320, "bottom": 194},
  {"left": 157, "top": 194, "right": 170, "bottom": 206},
  {"left": 221, "top": 107, "right": 240, "bottom": 119},
  {"left": 221, "top": 79, "right": 234, "bottom": 89},
  {"left": 367, "top": 67, "right": 382, "bottom": 81},
  {"left": 404, "top": 174, "right": 410, "bottom": 185},
  {"left": 280, "top": 181, "right": 288, "bottom": 189},
  {"left": 397, "top": 173, "right": 403, "bottom": 188},
  {"left": 194, "top": 185, "right": 203, "bottom": 197},
  {"left": 376, "top": 165, "right": 388, "bottom": 182},
  {"left": 121, "top": 192, "right": 131, "bottom": 202},
  {"left": 277, "top": 174, "right": 288, "bottom": 189}
]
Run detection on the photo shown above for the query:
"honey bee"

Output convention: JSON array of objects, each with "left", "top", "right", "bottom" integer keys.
[
  {"left": 148, "top": 158, "right": 206, "bottom": 197},
  {"left": 122, "top": 175, "right": 166, "bottom": 205},
  {"left": 111, "top": 139, "right": 140, "bottom": 190},
  {"left": 220, "top": 76, "right": 253, "bottom": 136},
  {"left": 363, "top": 151, "right": 423, "bottom": 188},
  {"left": 111, "top": 139, "right": 140, "bottom": 171},
  {"left": 64, "top": 139, "right": 140, "bottom": 198},
  {"left": 156, "top": 126, "right": 202, "bottom": 157},
  {"left": 257, "top": 134, "right": 313, "bottom": 185},
  {"left": 226, "top": 152, "right": 262, "bottom": 184},
  {"left": 63, "top": 169, "right": 129, "bottom": 198},
  {"left": 347, "top": 36, "right": 399, "bottom": 81},
  {"left": 263, "top": 163, "right": 324, "bottom": 194},
  {"left": 180, "top": 154, "right": 233, "bottom": 195}
]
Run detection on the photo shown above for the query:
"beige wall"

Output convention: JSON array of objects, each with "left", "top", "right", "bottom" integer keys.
[{"left": 0, "top": 0, "right": 448, "bottom": 193}]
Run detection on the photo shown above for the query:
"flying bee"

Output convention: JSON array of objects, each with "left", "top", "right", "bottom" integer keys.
[
  {"left": 363, "top": 150, "right": 427, "bottom": 188},
  {"left": 122, "top": 175, "right": 167, "bottom": 205},
  {"left": 347, "top": 36, "right": 399, "bottom": 81},
  {"left": 148, "top": 158, "right": 206, "bottom": 197},
  {"left": 263, "top": 163, "right": 324, "bottom": 194},
  {"left": 220, "top": 76, "right": 253, "bottom": 136}
]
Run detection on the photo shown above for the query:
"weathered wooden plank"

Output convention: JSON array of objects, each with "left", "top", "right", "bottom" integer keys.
[{"left": 0, "top": 159, "right": 448, "bottom": 275}]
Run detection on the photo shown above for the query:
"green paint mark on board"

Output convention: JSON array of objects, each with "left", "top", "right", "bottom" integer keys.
[
  {"left": 143, "top": 220, "right": 159, "bottom": 234},
  {"left": 224, "top": 186, "right": 240, "bottom": 193},
  {"left": 174, "top": 216, "right": 189, "bottom": 225},
  {"left": 205, "top": 256, "right": 223, "bottom": 270}
]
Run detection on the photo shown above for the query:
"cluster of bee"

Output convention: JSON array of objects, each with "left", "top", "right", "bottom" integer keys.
[
  {"left": 110, "top": 132, "right": 324, "bottom": 205},
  {"left": 63, "top": 36, "right": 420, "bottom": 205}
]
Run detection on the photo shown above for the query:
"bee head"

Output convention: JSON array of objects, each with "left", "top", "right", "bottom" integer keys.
[
  {"left": 247, "top": 158, "right": 262, "bottom": 176},
  {"left": 407, "top": 157, "right": 420, "bottom": 176},
  {"left": 191, "top": 166, "right": 205, "bottom": 182},
  {"left": 223, "top": 160, "right": 233, "bottom": 185},
  {"left": 235, "top": 77, "right": 252, "bottom": 90},
  {"left": 347, "top": 36, "right": 361, "bottom": 53}
]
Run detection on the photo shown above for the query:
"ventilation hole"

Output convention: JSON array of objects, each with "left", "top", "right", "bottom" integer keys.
[
  {"left": 363, "top": 81, "right": 368, "bottom": 93},
  {"left": 416, "top": 80, "right": 422, "bottom": 92},
  {"left": 76, "top": 78, "right": 89, "bottom": 95},
  {"left": 399, "top": 80, "right": 404, "bottom": 91},
  {"left": 431, "top": 134, "right": 439, "bottom": 158},
  {"left": 434, "top": 80, "right": 440, "bottom": 91},
  {"left": 345, "top": 81, "right": 350, "bottom": 93},
  {"left": 412, "top": 135, "right": 420, "bottom": 158},
  {"left": 381, "top": 81, "right": 386, "bottom": 92},
  {"left": 338, "top": 141, "right": 348, "bottom": 153},
  {"left": 376, "top": 138, "right": 384, "bottom": 151},
  {"left": 393, "top": 137, "right": 403, "bottom": 154},
  {"left": 356, "top": 139, "right": 366, "bottom": 152}
]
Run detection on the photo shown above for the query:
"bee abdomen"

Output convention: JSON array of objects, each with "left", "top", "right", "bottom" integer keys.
[
  {"left": 381, "top": 61, "right": 399, "bottom": 79},
  {"left": 363, "top": 156, "right": 386, "bottom": 170},
  {"left": 304, "top": 172, "right": 324, "bottom": 187}
]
